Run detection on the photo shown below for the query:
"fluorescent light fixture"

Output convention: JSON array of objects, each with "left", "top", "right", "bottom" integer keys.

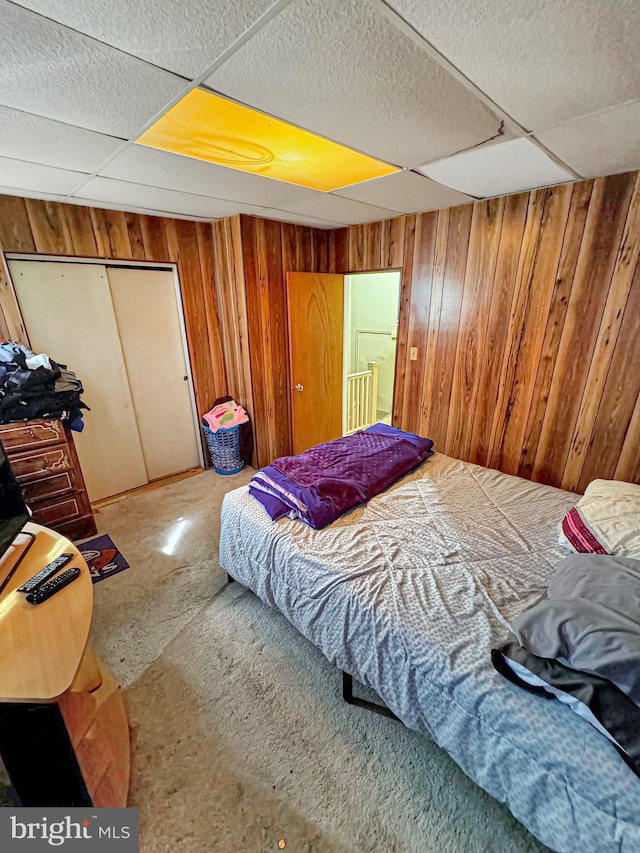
[
  {"left": 136, "top": 88, "right": 399, "bottom": 192},
  {"left": 418, "top": 137, "right": 574, "bottom": 198}
]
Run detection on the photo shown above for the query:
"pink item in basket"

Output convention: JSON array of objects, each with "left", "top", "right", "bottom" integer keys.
[{"left": 203, "top": 400, "right": 248, "bottom": 432}]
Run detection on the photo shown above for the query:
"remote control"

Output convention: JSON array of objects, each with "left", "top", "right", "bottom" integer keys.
[
  {"left": 17, "top": 553, "right": 74, "bottom": 594},
  {"left": 26, "top": 566, "right": 81, "bottom": 605}
]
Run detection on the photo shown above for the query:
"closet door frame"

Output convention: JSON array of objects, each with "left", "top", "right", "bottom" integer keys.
[{"left": 4, "top": 254, "right": 205, "bottom": 470}]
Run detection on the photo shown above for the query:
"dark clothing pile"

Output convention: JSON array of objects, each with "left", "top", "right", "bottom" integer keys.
[
  {"left": 0, "top": 342, "right": 89, "bottom": 430},
  {"left": 493, "top": 553, "right": 640, "bottom": 778}
]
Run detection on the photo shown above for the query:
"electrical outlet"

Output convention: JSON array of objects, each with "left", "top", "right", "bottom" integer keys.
[{"left": 409, "top": 347, "right": 418, "bottom": 361}]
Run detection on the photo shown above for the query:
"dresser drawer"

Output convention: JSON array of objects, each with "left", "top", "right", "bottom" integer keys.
[
  {"left": 23, "top": 469, "right": 78, "bottom": 503},
  {"left": 55, "top": 514, "right": 98, "bottom": 542},
  {"left": 10, "top": 444, "right": 72, "bottom": 482},
  {"left": 0, "top": 419, "right": 65, "bottom": 451},
  {"left": 30, "top": 492, "right": 91, "bottom": 527}
]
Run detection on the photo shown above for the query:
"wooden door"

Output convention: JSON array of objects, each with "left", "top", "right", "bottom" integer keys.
[
  {"left": 9, "top": 260, "right": 148, "bottom": 501},
  {"left": 107, "top": 267, "right": 201, "bottom": 480},
  {"left": 287, "top": 272, "right": 344, "bottom": 454}
]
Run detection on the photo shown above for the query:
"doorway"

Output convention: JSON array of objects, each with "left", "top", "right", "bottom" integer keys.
[
  {"left": 343, "top": 271, "right": 401, "bottom": 434},
  {"left": 7, "top": 258, "right": 203, "bottom": 502},
  {"left": 286, "top": 270, "right": 401, "bottom": 454}
]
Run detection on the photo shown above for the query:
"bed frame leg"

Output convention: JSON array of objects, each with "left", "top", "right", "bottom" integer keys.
[
  {"left": 340, "top": 670, "right": 399, "bottom": 721},
  {"left": 342, "top": 671, "right": 354, "bottom": 703}
]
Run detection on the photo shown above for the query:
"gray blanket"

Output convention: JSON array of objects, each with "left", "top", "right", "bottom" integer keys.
[{"left": 494, "top": 553, "right": 640, "bottom": 776}]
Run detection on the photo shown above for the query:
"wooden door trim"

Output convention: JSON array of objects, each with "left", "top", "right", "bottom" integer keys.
[{"left": 285, "top": 271, "right": 297, "bottom": 458}]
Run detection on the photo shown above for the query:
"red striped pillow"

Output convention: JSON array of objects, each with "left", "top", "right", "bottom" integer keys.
[{"left": 561, "top": 507, "right": 608, "bottom": 555}]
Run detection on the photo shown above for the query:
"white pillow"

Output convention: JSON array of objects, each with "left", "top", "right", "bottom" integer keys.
[{"left": 560, "top": 479, "right": 640, "bottom": 559}]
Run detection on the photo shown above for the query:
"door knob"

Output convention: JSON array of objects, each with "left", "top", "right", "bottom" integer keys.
[{"left": 294, "top": 384, "right": 304, "bottom": 391}]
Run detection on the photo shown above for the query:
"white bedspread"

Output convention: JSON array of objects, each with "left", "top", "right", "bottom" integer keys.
[{"left": 219, "top": 453, "right": 640, "bottom": 852}]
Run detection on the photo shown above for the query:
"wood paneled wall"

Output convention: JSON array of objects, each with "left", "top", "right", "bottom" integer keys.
[
  {"left": 217, "top": 215, "right": 330, "bottom": 467},
  {"left": 0, "top": 195, "right": 229, "bottom": 446},
  {"left": 3, "top": 169, "right": 640, "bottom": 491},
  {"left": 327, "top": 171, "right": 640, "bottom": 491}
]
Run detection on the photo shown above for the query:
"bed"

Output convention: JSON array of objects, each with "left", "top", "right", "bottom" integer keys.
[{"left": 219, "top": 452, "right": 640, "bottom": 852}]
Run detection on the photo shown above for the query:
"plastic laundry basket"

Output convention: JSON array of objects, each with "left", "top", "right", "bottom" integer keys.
[{"left": 202, "top": 423, "right": 244, "bottom": 475}]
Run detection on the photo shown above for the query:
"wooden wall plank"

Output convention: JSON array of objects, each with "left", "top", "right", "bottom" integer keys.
[
  {"left": 563, "top": 174, "right": 640, "bottom": 490},
  {"left": 424, "top": 205, "right": 472, "bottom": 449},
  {"left": 261, "top": 218, "right": 289, "bottom": 461},
  {"left": 470, "top": 191, "right": 528, "bottom": 467},
  {"left": 328, "top": 228, "right": 348, "bottom": 273},
  {"left": 615, "top": 388, "right": 640, "bottom": 484},
  {"left": 125, "top": 213, "right": 146, "bottom": 260},
  {"left": 139, "top": 215, "right": 170, "bottom": 261},
  {"left": 25, "top": 199, "right": 74, "bottom": 254},
  {"left": 400, "top": 212, "right": 438, "bottom": 432},
  {"left": 196, "top": 221, "right": 227, "bottom": 401},
  {"left": 518, "top": 180, "right": 594, "bottom": 479},
  {"left": 401, "top": 212, "right": 437, "bottom": 434},
  {"left": 489, "top": 184, "right": 573, "bottom": 474},
  {"left": 0, "top": 197, "right": 36, "bottom": 252},
  {"left": 391, "top": 214, "right": 415, "bottom": 426},
  {"left": 580, "top": 258, "right": 640, "bottom": 487},
  {"left": 419, "top": 209, "right": 449, "bottom": 436},
  {"left": 532, "top": 172, "right": 635, "bottom": 484},
  {"left": 61, "top": 205, "right": 99, "bottom": 257},
  {"left": 212, "top": 215, "right": 255, "bottom": 455},
  {"left": 385, "top": 217, "right": 405, "bottom": 269},
  {"left": 88, "top": 208, "right": 109, "bottom": 256},
  {"left": 102, "top": 210, "right": 133, "bottom": 259},
  {"left": 447, "top": 197, "right": 505, "bottom": 460},
  {"left": 0, "top": 250, "right": 26, "bottom": 342},
  {"left": 163, "top": 219, "right": 214, "bottom": 418}
]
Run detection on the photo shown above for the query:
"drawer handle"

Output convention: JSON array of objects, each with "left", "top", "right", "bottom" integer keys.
[
  {"left": 28, "top": 428, "right": 36, "bottom": 439},
  {"left": 41, "top": 457, "right": 50, "bottom": 472}
]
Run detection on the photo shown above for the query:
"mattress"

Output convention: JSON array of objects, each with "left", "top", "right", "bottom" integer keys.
[{"left": 219, "top": 453, "right": 640, "bottom": 852}]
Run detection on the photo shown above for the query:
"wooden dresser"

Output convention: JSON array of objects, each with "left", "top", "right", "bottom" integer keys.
[
  {"left": 0, "top": 523, "right": 130, "bottom": 807},
  {"left": 0, "top": 418, "right": 97, "bottom": 541}
]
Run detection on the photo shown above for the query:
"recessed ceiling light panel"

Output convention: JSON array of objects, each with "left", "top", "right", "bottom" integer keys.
[
  {"left": 418, "top": 137, "right": 574, "bottom": 198},
  {"left": 136, "top": 88, "right": 399, "bottom": 192}
]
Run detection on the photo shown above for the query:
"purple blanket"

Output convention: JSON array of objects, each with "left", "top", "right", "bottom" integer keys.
[{"left": 249, "top": 423, "right": 434, "bottom": 529}]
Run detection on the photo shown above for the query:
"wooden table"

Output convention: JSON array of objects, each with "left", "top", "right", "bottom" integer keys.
[{"left": 0, "top": 523, "right": 130, "bottom": 806}]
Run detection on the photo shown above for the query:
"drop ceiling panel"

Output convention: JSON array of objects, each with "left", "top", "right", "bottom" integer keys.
[
  {"left": 278, "top": 192, "right": 398, "bottom": 226},
  {"left": 58, "top": 196, "right": 213, "bottom": 222},
  {"left": 0, "top": 157, "right": 86, "bottom": 195},
  {"left": 103, "top": 145, "right": 321, "bottom": 208},
  {"left": 419, "top": 138, "right": 574, "bottom": 198},
  {"left": 12, "top": 0, "right": 274, "bottom": 79},
  {"left": 387, "top": 0, "right": 640, "bottom": 131},
  {"left": 0, "top": 188, "right": 67, "bottom": 204},
  {"left": 336, "top": 170, "right": 472, "bottom": 213},
  {"left": 0, "top": 2, "right": 184, "bottom": 137},
  {"left": 0, "top": 106, "right": 124, "bottom": 172},
  {"left": 206, "top": 0, "right": 504, "bottom": 168},
  {"left": 537, "top": 101, "right": 640, "bottom": 179},
  {"left": 255, "top": 210, "right": 343, "bottom": 229},
  {"left": 74, "top": 177, "right": 266, "bottom": 219}
]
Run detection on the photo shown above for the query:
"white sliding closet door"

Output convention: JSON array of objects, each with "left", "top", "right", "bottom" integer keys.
[
  {"left": 9, "top": 260, "right": 148, "bottom": 501},
  {"left": 107, "top": 267, "right": 200, "bottom": 481}
]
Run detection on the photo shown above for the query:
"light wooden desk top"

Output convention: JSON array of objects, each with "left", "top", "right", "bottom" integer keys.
[{"left": 0, "top": 522, "right": 93, "bottom": 702}]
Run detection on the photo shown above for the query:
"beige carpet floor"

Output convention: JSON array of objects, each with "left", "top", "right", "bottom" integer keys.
[{"left": 90, "top": 469, "right": 547, "bottom": 853}]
